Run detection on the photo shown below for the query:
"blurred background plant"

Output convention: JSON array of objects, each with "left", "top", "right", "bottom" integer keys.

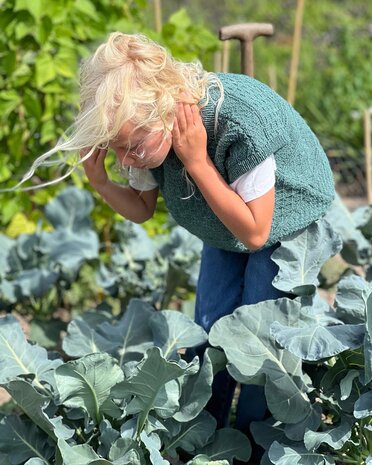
[
  {"left": 1, "top": 0, "right": 371, "bottom": 237},
  {"left": 0, "top": 0, "right": 219, "bottom": 237},
  {"left": 162, "top": 1, "right": 371, "bottom": 151}
]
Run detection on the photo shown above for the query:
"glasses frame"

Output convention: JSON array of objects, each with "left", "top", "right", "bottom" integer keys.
[{"left": 129, "top": 142, "right": 146, "bottom": 159}]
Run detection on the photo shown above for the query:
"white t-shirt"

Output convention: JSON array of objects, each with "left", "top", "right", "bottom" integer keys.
[{"left": 128, "top": 154, "right": 276, "bottom": 203}]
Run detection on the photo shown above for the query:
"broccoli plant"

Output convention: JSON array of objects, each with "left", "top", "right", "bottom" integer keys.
[{"left": 0, "top": 300, "right": 251, "bottom": 465}]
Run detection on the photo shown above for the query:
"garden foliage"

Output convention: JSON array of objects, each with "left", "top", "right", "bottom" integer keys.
[
  {"left": 0, "top": 187, "right": 371, "bottom": 464},
  {"left": 0, "top": 301, "right": 252, "bottom": 465},
  {"left": 180, "top": 0, "right": 372, "bottom": 156},
  {"left": 0, "top": 0, "right": 219, "bottom": 231},
  {"left": 0, "top": 188, "right": 201, "bottom": 323}
]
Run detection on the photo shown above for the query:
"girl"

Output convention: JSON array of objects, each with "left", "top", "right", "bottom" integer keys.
[{"left": 22, "top": 32, "right": 335, "bottom": 462}]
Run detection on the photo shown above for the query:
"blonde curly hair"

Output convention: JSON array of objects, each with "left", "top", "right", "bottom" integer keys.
[{"left": 7, "top": 32, "right": 223, "bottom": 191}]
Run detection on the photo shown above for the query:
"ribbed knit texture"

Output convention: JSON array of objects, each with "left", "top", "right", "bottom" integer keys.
[{"left": 151, "top": 73, "right": 335, "bottom": 252}]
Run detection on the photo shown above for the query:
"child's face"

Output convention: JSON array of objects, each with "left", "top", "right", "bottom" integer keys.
[{"left": 110, "top": 122, "right": 172, "bottom": 169}]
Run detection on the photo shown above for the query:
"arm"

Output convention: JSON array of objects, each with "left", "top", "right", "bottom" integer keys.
[
  {"left": 172, "top": 104, "right": 274, "bottom": 250},
  {"left": 98, "top": 182, "right": 158, "bottom": 223},
  {"left": 80, "top": 147, "right": 158, "bottom": 223}
]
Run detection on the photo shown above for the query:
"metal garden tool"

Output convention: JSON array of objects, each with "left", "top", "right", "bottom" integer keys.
[{"left": 219, "top": 23, "right": 274, "bottom": 77}]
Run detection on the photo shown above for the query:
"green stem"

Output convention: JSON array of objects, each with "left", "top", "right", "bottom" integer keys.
[{"left": 334, "top": 454, "right": 360, "bottom": 464}]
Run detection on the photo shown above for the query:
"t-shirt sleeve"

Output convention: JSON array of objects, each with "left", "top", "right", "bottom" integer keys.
[
  {"left": 225, "top": 118, "right": 289, "bottom": 184},
  {"left": 128, "top": 168, "right": 158, "bottom": 191},
  {"left": 229, "top": 154, "right": 276, "bottom": 202}
]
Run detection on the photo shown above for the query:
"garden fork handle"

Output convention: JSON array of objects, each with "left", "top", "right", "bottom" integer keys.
[{"left": 219, "top": 23, "right": 274, "bottom": 77}]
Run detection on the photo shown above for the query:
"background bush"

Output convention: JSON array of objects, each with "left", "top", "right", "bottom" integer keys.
[
  {"left": 162, "top": 0, "right": 372, "bottom": 155},
  {"left": 0, "top": 0, "right": 219, "bottom": 234}
]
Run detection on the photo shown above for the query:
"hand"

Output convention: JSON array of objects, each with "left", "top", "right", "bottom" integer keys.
[
  {"left": 80, "top": 147, "right": 108, "bottom": 190},
  {"left": 172, "top": 103, "right": 208, "bottom": 169}
]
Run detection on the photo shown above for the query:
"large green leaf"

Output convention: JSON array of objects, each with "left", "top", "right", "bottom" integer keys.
[
  {"left": 0, "top": 416, "right": 54, "bottom": 465},
  {"left": 251, "top": 418, "right": 288, "bottom": 450},
  {"left": 268, "top": 441, "right": 335, "bottom": 465},
  {"left": 109, "top": 437, "right": 142, "bottom": 465},
  {"left": 163, "top": 410, "right": 216, "bottom": 454},
  {"left": 209, "top": 299, "right": 301, "bottom": 383},
  {"left": 54, "top": 47, "right": 78, "bottom": 78},
  {"left": 97, "top": 420, "right": 120, "bottom": 458},
  {"left": 209, "top": 299, "right": 313, "bottom": 424},
  {"left": 186, "top": 455, "right": 229, "bottom": 465},
  {"left": 140, "top": 431, "right": 169, "bottom": 465},
  {"left": 13, "top": 268, "right": 58, "bottom": 299},
  {"left": 55, "top": 353, "right": 124, "bottom": 424},
  {"left": 0, "top": 453, "right": 11, "bottom": 465},
  {"left": 0, "top": 315, "right": 62, "bottom": 390},
  {"left": 320, "top": 351, "right": 364, "bottom": 411},
  {"left": 40, "top": 229, "right": 99, "bottom": 281},
  {"left": 271, "top": 219, "right": 342, "bottom": 295},
  {"left": 8, "top": 233, "right": 39, "bottom": 271},
  {"left": 354, "top": 391, "right": 372, "bottom": 419},
  {"left": 25, "top": 459, "right": 47, "bottom": 465},
  {"left": 0, "top": 234, "right": 14, "bottom": 277},
  {"left": 174, "top": 348, "right": 226, "bottom": 422},
  {"left": 145, "top": 415, "right": 169, "bottom": 435},
  {"left": 283, "top": 404, "right": 322, "bottom": 441},
  {"left": 145, "top": 379, "right": 180, "bottom": 419},
  {"left": 114, "top": 222, "right": 157, "bottom": 262},
  {"left": 29, "top": 318, "right": 67, "bottom": 349},
  {"left": 264, "top": 376, "right": 315, "bottom": 425},
  {"left": 198, "top": 428, "right": 251, "bottom": 462},
  {"left": 158, "top": 226, "right": 202, "bottom": 292},
  {"left": 304, "top": 416, "right": 352, "bottom": 451},
  {"left": 150, "top": 310, "right": 208, "bottom": 360},
  {"left": 296, "top": 293, "right": 341, "bottom": 326},
  {"left": 112, "top": 347, "right": 184, "bottom": 434},
  {"left": 57, "top": 439, "right": 107, "bottom": 465},
  {"left": 0, "top": 279, "right": 17, "bottom": 303},
  {"left": 335, "top": 275, "right": 371, "bottom": 324},
  {"left": 44, "top": 187, "right": 94, "bottom": 232},
  {"left": 270, "top": 321, "right": 365, "bottom": 360},
  {"left": 97, "top": 299, "right": 155, "bottom": 365},
  {"left": 39, "top": 187, "right": 99, "bottom": 281},
  {"left": 324, "top": 194, "right": 372, "bottom": 266},
  {"left": 339, "top": 370, "right": 361, "bottom": 401},
  {"left": 63, "top": 319, "right": 117, "bottom": 358},
  {"left": 352, "top": 205, "right": 372, "bottom": 240},
  {"left": 14, "top": 0, "right": 43, "bottom": 21},
  {"left": 3, "top": 379, "right": 73, "bottom": 441},
  {"left": 35, "top": 52, "right": 56, "bottom": 87}
]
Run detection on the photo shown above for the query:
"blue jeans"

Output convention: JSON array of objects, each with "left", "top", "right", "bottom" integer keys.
[{"left": 194, "top": 242, "right": 290, "bottom": 461}]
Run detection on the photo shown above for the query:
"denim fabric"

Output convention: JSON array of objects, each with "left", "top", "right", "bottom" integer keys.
[{"left": 194, "top": 242, "right": 291, "bottom": 462}]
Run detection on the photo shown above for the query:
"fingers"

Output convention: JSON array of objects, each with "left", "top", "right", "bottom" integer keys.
[
  {"left": 176, "top": 103, "right": 187, "bottom": 131},
  {"left": 96, "top": 147, "right": 108, "bottom": 162},
  {"left": 80, "top": 147, "right": 92, "bottom": 159},
  {"left": 175, "top": 103, "right": 200, "bottom": 130},
  {"left": 190, "top": 103, "right": 199, "bottom": 120},
  {"left": 80, "top": 147, "right": 107, "bottom": 165},
  {"left": 183, "top": 103, "right": 194, "bottom": 125},
  {"left": 172, "top": 116, "right": 180, "bottom": 138}
]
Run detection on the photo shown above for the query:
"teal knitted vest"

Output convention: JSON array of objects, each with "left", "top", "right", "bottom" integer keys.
[{"left": 151, "top": 73, "right": 335, "bottom": 252}]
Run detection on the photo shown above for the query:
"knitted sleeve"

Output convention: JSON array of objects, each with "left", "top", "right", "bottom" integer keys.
[{"left": 225, "top": 121, "right": 289, "bottom": 184}]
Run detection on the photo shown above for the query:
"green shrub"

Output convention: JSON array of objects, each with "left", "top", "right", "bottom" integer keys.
[{"left": 0, "top": 0, "right": 219, "bottom": 234}]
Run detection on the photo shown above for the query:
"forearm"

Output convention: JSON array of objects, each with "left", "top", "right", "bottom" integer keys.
[
  {"left": 186, "top": 156, "right": 272, "bottom": 250},
  {"left": 96, "top": 180, "right": 156, "bottom": 223}
]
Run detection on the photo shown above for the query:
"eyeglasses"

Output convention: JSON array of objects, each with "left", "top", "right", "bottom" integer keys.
[{"left": 129, "top": 142, "right": 145, "bottom": 159}]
